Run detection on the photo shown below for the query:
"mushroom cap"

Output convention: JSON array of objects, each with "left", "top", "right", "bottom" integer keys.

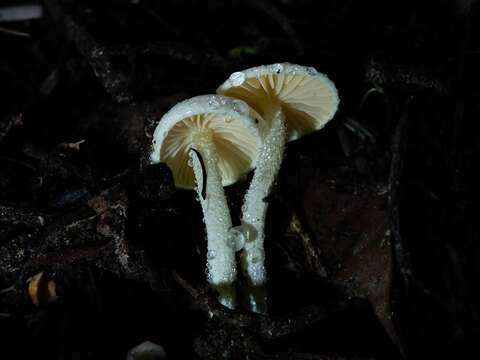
[
  {"left": 217, "top": 63, "right": 339, "bottom": 141},
  {"left": 150, "top": 95, "right": 262, "bottom": 190}
]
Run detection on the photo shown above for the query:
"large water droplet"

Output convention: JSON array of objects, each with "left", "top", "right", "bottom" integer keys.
[
  {"left": 229, "top": 71, "right": 245, "bottom": 86},
  {"left": 272, "top": 63, "right": 284, "bottom": 74},
  {"left": 207, "top": 250, "right": 216, "bottom": 260},
  {"left": 227, "top": 226, "right": 246, "bottom": 252},
  {"left": 306, "top": 66, "right": 318, "bottom": 76}
]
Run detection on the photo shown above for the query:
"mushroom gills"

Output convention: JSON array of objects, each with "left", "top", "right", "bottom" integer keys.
[
  {"left": 161, "top": 112, "right": 259, "bottom": 189},
  {"left": 221, "top": 70, "right": 338, "bottom": 140}
]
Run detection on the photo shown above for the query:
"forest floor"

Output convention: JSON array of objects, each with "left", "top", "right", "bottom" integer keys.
[{"left": 1, "top": 0, "right": 479, "bottom": 359}]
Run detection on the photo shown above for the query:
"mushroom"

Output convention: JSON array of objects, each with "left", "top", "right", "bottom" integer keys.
[
  {"left": 217, "top": 63, "right": 339, "bottom": 313},
  {"left": 150, "top": 95, "right": 262, "bottom": 308}
]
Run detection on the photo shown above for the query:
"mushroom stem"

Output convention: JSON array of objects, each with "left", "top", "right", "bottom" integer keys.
[
  {"left": 189, "top": 131, "right": 237, "bottom": 309},
  {"left": 240, "top": 103, "right": 287, "bottom": 313}
]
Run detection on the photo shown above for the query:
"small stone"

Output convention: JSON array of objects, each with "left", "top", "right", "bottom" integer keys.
[{"left": 126, "top": 341, "right": 167, "bottom": 360}]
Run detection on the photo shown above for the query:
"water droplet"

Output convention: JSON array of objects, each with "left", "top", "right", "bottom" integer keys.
[
  {"left": 290, "top": 64, "right": 302, "bottom": 74},
  {"left": 227, "top": 227, "right": 246, "bottom": 252},
  {"left": 229, "top": 71, "right": 245, "bottom": 86},
  {"left": 187, "top": 158, "right": 193, "bottom": 167},
  {"left": 207, "top": 250, "right": 216, "bottom": 260},
  {"left": 208, "top": 96, "right": 221, "bottom": 109},
  {"left": 224, "top": 116, "right": 233, "bottom": 124},
  {"left": 232, "top": 99, "right": 249, "bottom": 115},
  {"left": 234, "top": 223, "right": 257, "bottom": 244},
  {"left": 307, "top": 66, "right": 318, "bottom": 76},
  {"left": 272, "top": 63, "right": 283, "bottom": 74}
]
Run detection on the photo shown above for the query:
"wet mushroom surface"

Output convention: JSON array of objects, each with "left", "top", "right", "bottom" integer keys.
[{"left": 1, "top": 1, "right": 479, "bottom": 359}]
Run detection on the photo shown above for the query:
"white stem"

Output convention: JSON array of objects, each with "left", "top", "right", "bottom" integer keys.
[
  {"left": 240, "top": 105, "right": 287, "bottom": 313},
  {"left": 190, "top": 131, "right": 236, "bottom": 309}
]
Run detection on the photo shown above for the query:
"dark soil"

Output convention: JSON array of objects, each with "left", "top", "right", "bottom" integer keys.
[{"left": 1, "top": 0, "right": 479, "bottom": 359}]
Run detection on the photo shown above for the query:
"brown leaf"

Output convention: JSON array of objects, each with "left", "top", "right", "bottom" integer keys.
[{"left": 303, "top": 171, "right": 399, "bottom": 350}]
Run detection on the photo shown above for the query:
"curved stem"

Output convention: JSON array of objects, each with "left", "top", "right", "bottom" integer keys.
[
  {"left": 240, "top": 104, "right": 287, "bottom": 313},
  {"left": 190, "top": 131, "right": 237, "bottom": 309}
]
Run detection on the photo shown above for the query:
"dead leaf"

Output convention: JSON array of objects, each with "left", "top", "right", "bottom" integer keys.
[{"left": 303, "top": 171, "right": 400, "bottom": 350}]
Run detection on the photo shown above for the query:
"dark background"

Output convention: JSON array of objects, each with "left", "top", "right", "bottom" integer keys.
[{"left": 1, "top": 0, "right": 479, "bottom": 359}]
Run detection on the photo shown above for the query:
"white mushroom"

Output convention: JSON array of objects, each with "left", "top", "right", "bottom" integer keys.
[
  {"left": 150, "top": 95, "right": 262, "bottom": 308},
  {"left": 218, "top": 63, "right": 339, "bottom": 313}
]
